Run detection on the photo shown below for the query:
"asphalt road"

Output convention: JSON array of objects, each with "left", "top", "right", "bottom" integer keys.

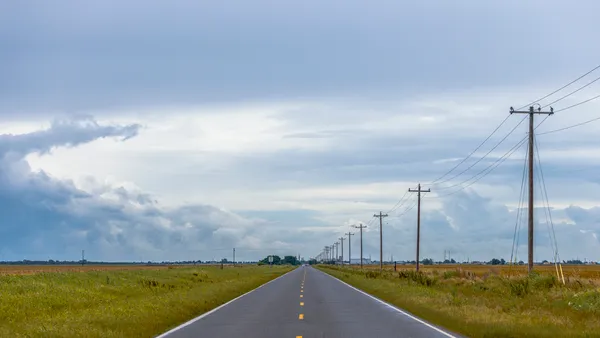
[{"left": 156, "top": 266, "right": 461, "bottom": 338}]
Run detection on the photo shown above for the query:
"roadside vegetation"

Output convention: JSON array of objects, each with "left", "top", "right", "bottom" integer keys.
[
  {"left": 317, "top": 264, "right": 600, "bottom": 337},
  {"left": 0, "top": 265, "right": 293, "bottom": 337}
]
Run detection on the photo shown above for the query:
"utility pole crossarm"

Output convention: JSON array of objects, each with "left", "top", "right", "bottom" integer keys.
[
  {"left": 408, "top": 188, "right": 431, "bottom": 193},
  {"left": 509, "top": 106, "right": 555, "bottom": 115}
]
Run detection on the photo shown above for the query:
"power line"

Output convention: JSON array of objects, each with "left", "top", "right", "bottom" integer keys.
[
  {"left": 435, "top": 136, "right": 527, "bottom": 191},
  {"left": 516, "top": 64, "right": 600, "bottom": 110},
  {"left": 391, "top": 195, "right": 418, "bottom": 218},
  {"left": 538, "top": 115, "right": 600, "bottom": 135},
  {"left": 534, "top": 93, "right": 600, "bottom": 135},
  {"left": 541, "top": 74, "right": 600, "bottom": 109},
  {"left": 431, "top": 136, "right": 528, "bottom": 198},
  {"left": 431, "top": 116, "right": 527, "bottom": 187},
  {"left": 554, "top": 93, "right": 600, "bottom": 112},
  {"left": 427, "top": 114, "right": 513, "bottom": 184},
  {"left": 387, "top": 191, "right": 409, "bottom": 214},
  {"left": 428, "top": 113, "right": 554, "bottom": 199}
]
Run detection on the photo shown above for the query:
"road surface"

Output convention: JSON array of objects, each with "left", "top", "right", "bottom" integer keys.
[{"left": 157, "top": 266, "right": 461, "bottom": 338}]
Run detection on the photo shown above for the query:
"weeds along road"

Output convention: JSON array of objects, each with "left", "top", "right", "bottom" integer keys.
[{"left": 156, "top": 266, "right": 461, "bottom": 338}]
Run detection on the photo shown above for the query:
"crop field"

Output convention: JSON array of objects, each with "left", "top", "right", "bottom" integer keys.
[
  {"left": 0, "top": 265, "right": 292, "bottom": 337},
  {"left": 318, "top": 264, "right": 600, "bottom": 337}
]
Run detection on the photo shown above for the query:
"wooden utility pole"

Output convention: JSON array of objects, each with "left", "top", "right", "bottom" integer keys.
[
  {"left": 409, "top": 183, "right": 430, "bottom": 272},
  {"left": 331, "top": 244, "right": 335, "bottom": 263},
  {"left": 346, "top": 232, "right": 354, "bottom": 265},
  {"left": 353, "top": 223, "right": 367, "bottom": 268},
  {"left": 510, "top": 105, "right": 553, "bottom": 274},
  {"left": 339, "top": 237, "right": 345, "bottom": 265},
  {"left": 373, "top": 212, "right": 388, "bottom": 273}
]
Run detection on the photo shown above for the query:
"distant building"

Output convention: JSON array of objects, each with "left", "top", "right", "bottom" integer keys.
[{"left": 349, "top": 258, "right": 372, "bottom": 265}]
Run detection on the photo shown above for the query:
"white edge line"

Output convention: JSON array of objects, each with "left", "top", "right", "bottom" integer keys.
[
  {"left": 317, "top": 268, "right": 459, "bottom": 338},
  {"left": 155, "top": 267, "right": 298, "bottom": 338}
]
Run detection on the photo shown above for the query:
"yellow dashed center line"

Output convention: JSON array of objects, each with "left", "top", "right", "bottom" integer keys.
[{"left": 298, "top": 270, "right": 307, "bottom": 337}]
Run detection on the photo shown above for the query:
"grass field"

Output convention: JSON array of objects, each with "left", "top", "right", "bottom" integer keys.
[
  {"left": 0, "top": 265, "right": 293, "bottom": 337},
  {"left": 318, "top": 264, "right": 600, "bottom": 338}
]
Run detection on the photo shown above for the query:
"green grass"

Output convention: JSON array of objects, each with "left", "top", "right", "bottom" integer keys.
[
  {"left": 317, "top": 265, "right": 600, "bottom": 338},
  {"left": 0, "top": 265, "right": 293, "bottom": 337}
]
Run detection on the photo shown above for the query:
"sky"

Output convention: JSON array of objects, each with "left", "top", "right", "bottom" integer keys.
[{"left": 1, "top": 1, "right": 600, "bottom": 263}]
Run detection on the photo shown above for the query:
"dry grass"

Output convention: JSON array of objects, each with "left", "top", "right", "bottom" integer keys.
[
  {"left": 318, "top": 264, "right": 600, "bottom": 338},
  {"left": 0, "top": 265, "right": 292, "bottom": 337},
  {"left": 363, "top": 263, "right": 600, "bottom": 282}
]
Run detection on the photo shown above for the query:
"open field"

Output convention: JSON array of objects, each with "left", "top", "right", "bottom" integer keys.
[
  {"left": 361, "top": 263, "right": 600, "bottom": 280},
  {"left": 0, "top": 265, "right": 293, "bottom": 337},
  {"left": 317, "top": 264, "right": 600, "bottom": 338}
]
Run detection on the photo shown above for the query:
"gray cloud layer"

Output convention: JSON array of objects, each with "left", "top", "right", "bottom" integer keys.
[{"left": 2, "top": 1, "right": 600, "bottom": 114}]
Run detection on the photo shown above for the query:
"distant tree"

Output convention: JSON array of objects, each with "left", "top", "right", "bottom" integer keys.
[
  {"left": 422, "top": 258, "right": 434, "bottom": 265},
  {"left": 259, "top": 255, "right": 282, "bottom": 265},
  {"left": 489, "top": 258, "right": 502, "bottom": 265},
  {"left": 282, "top": 255, "right": 299, "bottom": 265},
  {"left": 308, "top": 259, "right": 317, "bottom": 265},
  {"left": 566, "top": 259, "right": 583, "bottom": 264}
]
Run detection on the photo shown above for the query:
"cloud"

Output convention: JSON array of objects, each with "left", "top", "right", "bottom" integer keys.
[
  {"left": 0, "top": 117, "right": 306, "bottom": 261},
  {"left": 0, "top": 116, "right": 140, "bottom": 158}
]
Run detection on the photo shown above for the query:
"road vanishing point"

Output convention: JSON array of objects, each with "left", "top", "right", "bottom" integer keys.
[{"left": 156, "top": 266, "right": 462, "bottom": 338}]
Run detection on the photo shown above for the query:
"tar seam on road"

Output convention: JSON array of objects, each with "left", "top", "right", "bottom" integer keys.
[
  {"left": 318, "top": 269, "right": 459, "bottom": 338},
  {"left": 154, "top": 268, "right": 298, "bottom": 338}
]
